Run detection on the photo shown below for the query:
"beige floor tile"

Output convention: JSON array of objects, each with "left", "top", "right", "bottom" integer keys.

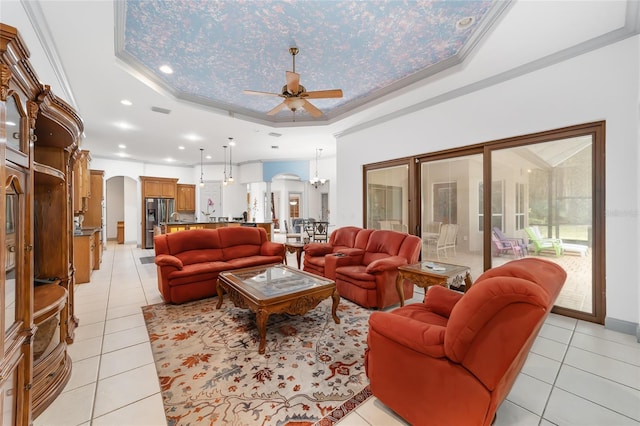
[
  {"left": 91, "top": 393, "right": 166, "bottom": 426},
  {"left": 93, "top": 364, "right": 161, "bottom": 418},
  {"left": 102, "top": 325, "right": 150, "bottom": 354},
  {"left": 99, "top": 342, "right": 155, "bottom": 380},
  {"left": 33, "top": 382, "right": 95, "bottom": 426}
]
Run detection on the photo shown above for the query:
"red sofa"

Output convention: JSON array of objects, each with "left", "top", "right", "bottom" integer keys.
[
  {"left": 154, "top": 227, "right": 285, "bottom": 304},
  {"left": 305, "top": 227, "right": 421, "bottom": 309},
  {"left": 365, "top": 258, "right": 566, "bottom": 426}
]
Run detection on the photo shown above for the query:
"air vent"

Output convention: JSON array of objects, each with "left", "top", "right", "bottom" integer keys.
[
  {"left": 271, "top": 145, "right": 279, "bottom": 149},
  {"left": 151, "top": 106, "right": 171, "bottom": 114},
  {"left": 268, "top": 132, "right": 282, "bottom": 137}
]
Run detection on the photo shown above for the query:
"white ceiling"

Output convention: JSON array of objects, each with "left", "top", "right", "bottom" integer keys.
[{"left": 2, "top": 1, "right": 637, "bottom": 167}]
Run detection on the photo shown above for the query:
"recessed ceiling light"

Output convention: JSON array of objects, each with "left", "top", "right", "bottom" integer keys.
[
  {"left": 165, "top": 158, "right": 175, "bottom": 163},
  {"left": 118, "top": 144, "right": 127, "bottom": 149},
  {"left": 116, "top": 152, "right": 129, "bottom": 158},
  {"left": 205, "top": 155, "right": 212, "bottom": 160},
  {"left": 456, "top": 16, "right": 474, "bottom": 30},
  {"left": 120, "top": 99, "right": 132, "bottom": 106},
  {"left": 178, "top": 146, "right": 185, "bottom": 150},
  {"left": 114, "top": 121, "right": 134, "bottom": 130},
  {"left": 159, "top": 64, "right": 173, "bottom": 74},
  {"left": 184, "top": 133, "right": 202, "bottom": 141}
]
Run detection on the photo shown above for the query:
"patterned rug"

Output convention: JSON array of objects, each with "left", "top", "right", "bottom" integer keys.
[{"left": 142, "top": 296, "right": 373, "bottom": 426}]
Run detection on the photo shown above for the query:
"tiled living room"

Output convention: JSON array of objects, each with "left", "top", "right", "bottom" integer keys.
[{"left": 33, "top": 241, "right": 640, "bottom": 426}]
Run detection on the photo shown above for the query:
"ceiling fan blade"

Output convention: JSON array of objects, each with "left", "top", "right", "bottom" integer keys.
[
  {"left": 266, "top": 102, "right": 287, "bottom": 116},
  {"left": 243, "top": 89, "right": 282, "bottom": 97},
  {"left": 301, "top": 89, "right": 343, "bottom": 99},
  {"left": 286, "top": 71, "right": 300, "bottom": 94},
  {"left": 301, "top": 99, "right": 323, "bottom": 117}
]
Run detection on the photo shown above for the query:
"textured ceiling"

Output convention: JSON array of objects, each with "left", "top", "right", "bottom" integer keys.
[{"left": 116, "top": 0, "right": 504, "bottom": 124}]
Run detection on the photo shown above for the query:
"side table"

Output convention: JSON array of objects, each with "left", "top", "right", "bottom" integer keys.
[
  {"left": 284, "top": 242, "right": 305, "bottom": 269},
  {"left": 396, "top": 261, "right": 472, "bottom": 306}
]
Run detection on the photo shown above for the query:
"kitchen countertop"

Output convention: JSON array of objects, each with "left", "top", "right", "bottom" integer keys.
[{"left": 74, "top": 227, "right": 101, "bottom": 236}]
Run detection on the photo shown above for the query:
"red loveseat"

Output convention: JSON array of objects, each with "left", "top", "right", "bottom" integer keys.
[
  {"left": 365, "top": 258, "right": 566, "bottom": 426},
  {"left": 305, "top": 227, "right": 421, "bottom": 309},
  {"left": 303, "top": 226, "right": 373, "bottom": 277},
  {"left": 154, "top": 226, "right": 285, "bottom": 304}
]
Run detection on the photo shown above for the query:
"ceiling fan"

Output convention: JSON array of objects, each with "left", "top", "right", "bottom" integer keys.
[{"left": 243, "top": 47, "right": 343, "bottom": 118}]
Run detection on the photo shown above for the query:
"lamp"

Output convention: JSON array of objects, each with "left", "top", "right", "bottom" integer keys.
[
  {"left": 310, "top": 148, "right": 327, "bottom": 188},
  {"left": 228, "top": 137, "right": 235, "bottom": 183},
  {"left": 222, "top": 145, "right": 228, "bottom": 186},
  {"left": 199, "top": 148, "right": 205, "bottom": 187}
]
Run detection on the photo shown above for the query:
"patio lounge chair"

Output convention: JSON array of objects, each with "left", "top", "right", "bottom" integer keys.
[
  {"left": 525, "top": 226, "right": 563, "bottom": 256},
  {"left": 493, "top": 227, "right": 528, "bottom": 255},
  {"left": 491, "top": 232, "right": 524, "bottom": 258}
]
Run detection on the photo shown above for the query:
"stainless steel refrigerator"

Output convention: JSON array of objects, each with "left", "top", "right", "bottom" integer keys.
[{"left": 145, "top": 197, "right": 174, "bottom": 248}]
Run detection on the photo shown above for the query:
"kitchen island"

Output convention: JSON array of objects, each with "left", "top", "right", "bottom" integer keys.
[{"left": 158, "top": 221, "right": 273, "bottom": 240}]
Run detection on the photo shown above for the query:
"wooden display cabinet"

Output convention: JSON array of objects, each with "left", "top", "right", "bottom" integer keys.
[
  {"left": 2, "top": 23, "right": 83, "bottom": 423},
  {"left": 73, "top": 231, "right": 96, "bottom": 284},
  {"left": 177, "top": 184, "right": 196, "bottom": 212}
]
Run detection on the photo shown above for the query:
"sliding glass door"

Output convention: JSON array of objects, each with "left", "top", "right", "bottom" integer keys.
[{"left": 363, "top": 122, "right": 605, "bottom": 323}]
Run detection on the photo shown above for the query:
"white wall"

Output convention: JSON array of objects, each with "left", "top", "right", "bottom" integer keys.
[{"left": 337, "top": 36, "right": 640, "bottom": 327}]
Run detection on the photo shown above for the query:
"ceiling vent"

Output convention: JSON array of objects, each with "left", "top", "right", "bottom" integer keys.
[
  {"left": 151, "top": 106, "right": 171, "bottom": 114},
  {"left": 271, "top": 145, "right": 279, "bottom": 149},
  {"left": 268, "top": 132, "right": 282, "bottom": 137}
]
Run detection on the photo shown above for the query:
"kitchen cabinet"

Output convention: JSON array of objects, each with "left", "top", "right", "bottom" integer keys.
[
  {"left": 73, "top": 230, "right": 96, "bottom": 284},
  {"left": 177, "top": 184, "right": 196, "bottom": 212},
  {"left": 140, "top": 176, "right": 178, "bottom": 198},
  {"left": 72, "top": 150, "right": 91, "bottom": 213},
  {"left": 84, "top": 170, "right": 104, "bottom": 269}
]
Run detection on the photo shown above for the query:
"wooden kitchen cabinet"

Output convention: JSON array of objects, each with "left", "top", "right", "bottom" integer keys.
[
  {"left": 140, "top": 176, "right": 178, "bottom": 198},
  {"left": 72, "top": 150, "right": 91, "bottom": 213},
  {"left": 84, "top": 170, "right": 104, "bottom": 269},
  {"left": 177, "top": 184, "right": 196, "bottom": 212},
  {"left": 73, "top": 231, "right": 96, "bottom": 284}
]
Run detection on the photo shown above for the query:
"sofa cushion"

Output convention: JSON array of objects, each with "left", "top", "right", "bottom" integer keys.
[
  {"left": 336, "top": 265, "right": 376, "bottom": 286},
  {"left": 165, "top": 229, "right": 221, "bottom": 258},
  {"left": 226, "top": 255, "right": 282, "bottom": 269},
  {"left": 167, "top": 261, "right": 231, "bottom": 286},
  {"left": 175, "top": 249, "right": 224, "bottom": 266},
  {"left": 218, "top": 226, "right": 265, "bottom": 260}
]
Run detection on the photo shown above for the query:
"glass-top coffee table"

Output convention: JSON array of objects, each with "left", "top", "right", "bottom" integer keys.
[{"left": 216, "top": 264, "right": 340, "bottom": 354}]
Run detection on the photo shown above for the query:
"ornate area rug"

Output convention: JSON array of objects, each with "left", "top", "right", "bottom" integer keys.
[{"left": 142, "top": 296, "right": 373, "bottom": 425}]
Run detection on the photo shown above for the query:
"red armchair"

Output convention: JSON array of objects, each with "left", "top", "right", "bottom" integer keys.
[
  {"left": 328, "top": 230, "right": 422, "bottom": 309},
  {"left": 365, "top": 258, "right": 566, "bottom": 426}
]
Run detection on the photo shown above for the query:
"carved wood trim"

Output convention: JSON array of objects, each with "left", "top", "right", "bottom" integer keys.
[{"left": 0, "top": 63, "right": 10, "bottom": 101}]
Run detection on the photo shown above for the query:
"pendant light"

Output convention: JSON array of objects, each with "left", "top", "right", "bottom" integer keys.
[
  {"left": 222, "top": 145, "right": 228, "bottom": 186},
  {"left": 199, "top": 148, "right": 205, "bottom": 187},
  {"left": 228, "top": 137, "right": 235, "bottom": 183}
]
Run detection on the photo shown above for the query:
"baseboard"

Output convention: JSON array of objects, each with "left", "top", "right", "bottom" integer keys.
[{"left": 604, "top": 316, "right": 640, "bottom": 342}]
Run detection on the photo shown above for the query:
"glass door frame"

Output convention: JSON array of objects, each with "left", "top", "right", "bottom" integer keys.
[{"left": 363, "top": 121, "right": 605, "bottom": 324}]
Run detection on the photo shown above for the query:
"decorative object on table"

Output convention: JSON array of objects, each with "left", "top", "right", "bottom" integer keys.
[
  {"left": 142, "top": 296, "right": 372, "bottom": 426},
  {"left": 201, "top": 198, "right": 215, "bottom": 221}
]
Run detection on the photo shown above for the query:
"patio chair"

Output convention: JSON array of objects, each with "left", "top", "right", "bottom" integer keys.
[
  {"left": 525, "top": 226, "right": 563, "bottom": 256},
  {"left": 493, "top": 227, "right": 528, "bottom": 255},
  {"left": 491, "top": 232, "right": 523, "bottom": 258},
  {"left": 436, "top": 223, "right": 458, "bottom": 259}
]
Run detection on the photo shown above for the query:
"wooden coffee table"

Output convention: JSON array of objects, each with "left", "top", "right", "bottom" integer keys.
[
  {"left": 216, "top": 264, "right": 340, "bottom": 354},
  {"left": 396, "top": 261, "right": 472, "bottom": 306}
]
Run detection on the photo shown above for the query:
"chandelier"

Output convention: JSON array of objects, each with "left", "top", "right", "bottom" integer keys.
[{"left": 310, "top": 148, "right": 327, "bottom": 188}]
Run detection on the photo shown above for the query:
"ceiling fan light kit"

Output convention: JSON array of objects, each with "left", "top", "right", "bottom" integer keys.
[{"left": 244, "top": 47, "right": 343, "bottom": 118}]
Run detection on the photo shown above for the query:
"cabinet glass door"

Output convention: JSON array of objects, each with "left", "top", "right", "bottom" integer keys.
[{"left": 4, "top": 183, "right": 19, "bottom": 336}]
